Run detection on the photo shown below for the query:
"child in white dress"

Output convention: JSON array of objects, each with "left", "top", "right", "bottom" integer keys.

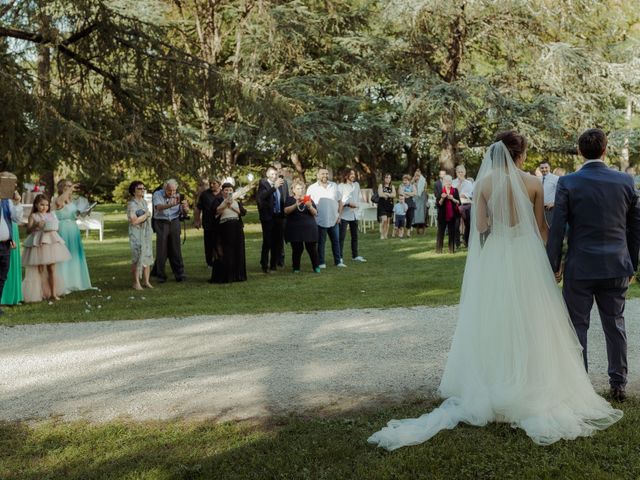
[{"left": 22, "top": 195, "right": 71, "bottom": 302}]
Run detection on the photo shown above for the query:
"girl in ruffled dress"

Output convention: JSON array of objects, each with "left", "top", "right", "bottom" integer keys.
[{"left": 22, "top": 195, "right": 72, "bottom": 302}]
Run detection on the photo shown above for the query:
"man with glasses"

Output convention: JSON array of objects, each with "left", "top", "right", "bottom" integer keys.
[{"left": 152, "top": 179, "right": 188, "bottom": 283}]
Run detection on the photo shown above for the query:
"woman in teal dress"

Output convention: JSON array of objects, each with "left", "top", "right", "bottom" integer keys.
[
  {"left": 1, "top": 199, "right": 23, "bottom": 305},
  {"left": 54, "top": 179, "right": 93, "bottom": 294}
]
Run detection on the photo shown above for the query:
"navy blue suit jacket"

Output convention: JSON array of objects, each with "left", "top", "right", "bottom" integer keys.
[
  {"left": 257, "top": 178, "right": 287, "bottom": 222},
  {"left": 547, "top": 161, "right": 640, "bottom": 280}
]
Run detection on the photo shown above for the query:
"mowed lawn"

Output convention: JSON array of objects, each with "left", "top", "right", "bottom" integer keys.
[
  {"left": 7, "top": 203, "right": 640, "bottom": 326},
  {"left": 5, "top": 204, "right": 471, "bottom": 326},
  {"left": 4, "top": 204, "right": 640, "bottom": 480},
  {"left": 1, "top": 397, "right": 639, "bottom": 480}
]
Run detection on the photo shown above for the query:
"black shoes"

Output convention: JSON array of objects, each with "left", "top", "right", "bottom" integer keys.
[{"left": 609, "top": 386, "right": 626, "bottom": 402}]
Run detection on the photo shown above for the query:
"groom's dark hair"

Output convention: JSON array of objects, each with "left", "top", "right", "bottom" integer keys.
[{"left": 578, "top": 129, "right": 607, "bottom": 159}]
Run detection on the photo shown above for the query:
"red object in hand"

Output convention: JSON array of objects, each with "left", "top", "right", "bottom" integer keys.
[{"left": 302, "top": 195, "right": 311, "bottom": 203}]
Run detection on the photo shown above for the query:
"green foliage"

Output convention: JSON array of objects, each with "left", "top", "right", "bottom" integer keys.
[{"left": 1, "top": 0, "right": 639, "bottom": 188}]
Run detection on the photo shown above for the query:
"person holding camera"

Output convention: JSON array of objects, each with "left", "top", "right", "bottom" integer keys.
[
  {"left": 152, "top": 178, "right": 188, "bottom": 283},
  {"left": 127, "top": 181, "right": 154, "bottom": 290},
  {"left": 211, "top": 183, "right": 247, "bottom": 283},
  {"left": 284, "top": 180, "right": 320, "bottom": 273},
  {"left": 257, "top": 166, "right": 287, "bottom": 273}
]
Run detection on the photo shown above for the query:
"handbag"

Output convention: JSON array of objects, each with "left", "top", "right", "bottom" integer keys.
[{"left": 370, "top": 191, "right": 379, "bottom": 204}]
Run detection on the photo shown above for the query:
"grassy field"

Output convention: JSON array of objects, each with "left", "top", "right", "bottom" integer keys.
[
  {"left": 7, "top": 203, "right": 640, "bottom": 326},
  {"left": 5, "top": 204, "right": 472, "bottom": 326},
  {"left": 1, "top": 396, "right": 638, "bottom": 480},
  {"left": 5, "top": 204, "right": 640, "bottom": 479}
]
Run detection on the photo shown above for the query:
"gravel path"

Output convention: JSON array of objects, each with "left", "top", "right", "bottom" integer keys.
[{"left": 1, "top": 302, "right": 639, "bottom": 423}]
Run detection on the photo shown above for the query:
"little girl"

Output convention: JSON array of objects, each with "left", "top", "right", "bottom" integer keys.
[{"left": 22, "top": 195, "right": 72, "bottom": 302}]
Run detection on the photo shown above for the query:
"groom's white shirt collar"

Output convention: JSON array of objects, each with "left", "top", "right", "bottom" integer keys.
[{"left": 583, "top": 159, "right": 605, "bottom": 166}]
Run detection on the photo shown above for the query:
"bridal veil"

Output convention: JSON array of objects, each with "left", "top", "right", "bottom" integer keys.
[{"left": 368, "top": 141, "right": 622, "bottom": 450}]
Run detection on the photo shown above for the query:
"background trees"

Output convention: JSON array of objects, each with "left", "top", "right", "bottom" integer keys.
[{"left": 1, "top": 0, "right": 638, "bottom": 198}]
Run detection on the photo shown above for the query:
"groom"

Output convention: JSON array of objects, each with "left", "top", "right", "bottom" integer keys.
[{"left": 547, "top": 128, "right": 640, "bottom": 402}]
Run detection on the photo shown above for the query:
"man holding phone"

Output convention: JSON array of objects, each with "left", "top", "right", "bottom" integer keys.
[{"left": 257, "top": 166, "right": 287, "bottom": 273}]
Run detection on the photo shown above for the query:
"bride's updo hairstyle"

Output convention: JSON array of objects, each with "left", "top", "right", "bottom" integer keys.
[{"left": 494, "top": 130, "right": 527, "bottom": 162}]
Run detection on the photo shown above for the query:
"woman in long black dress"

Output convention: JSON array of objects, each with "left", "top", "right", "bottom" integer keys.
[
  {"left": 377, "top": 173, "right": 396, "bottom": 240},
  {"left": 284, "top": 180, "right": 320, "bottom": 273},
  {"left": 210, "top": 183, "right": 247, "bottom": 283}
]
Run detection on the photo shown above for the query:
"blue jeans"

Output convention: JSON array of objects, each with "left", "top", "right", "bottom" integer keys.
[{"left": 317, "top": 224, "right": 341, "bottom": 265}]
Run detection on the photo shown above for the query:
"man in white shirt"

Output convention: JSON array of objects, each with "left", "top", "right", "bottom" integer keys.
[
  {"left": 0, "top": 180, "right": 23, "bottom": 316},
  {"left": 452, "top": 165, "right": 473, "bottom": 247},
  {"left": 338, "top": 169, "right": 366, "bottom": 263},
  {"left": 539, "top": 161, "right": 559, "bottom": 227},
  {"left": 307, "top": 168, "right": 345, "bottom": 268}
]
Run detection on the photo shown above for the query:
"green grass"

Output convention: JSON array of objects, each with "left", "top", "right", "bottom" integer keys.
[
  {"left": 4, "top": 205, "right": 472, "bottom": 326},
  {"left": 2, "top": 397, "right": 639, "bottom": 479},
  {"left": 5, "top": 205, "right": 640, "bottom": 478},
  {"left": 7, "top": 203, "right": 640, "bottom": 326}
]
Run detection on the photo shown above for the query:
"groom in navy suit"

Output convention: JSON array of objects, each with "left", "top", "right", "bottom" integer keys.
[{"left": 547, "top": 128, "right": 640, "bottom": 402}]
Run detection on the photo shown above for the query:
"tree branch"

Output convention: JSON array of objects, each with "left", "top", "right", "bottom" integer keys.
[
  {"left": 0, "top": 26, "right": 43, "bottom": 43},
  {"left": 62, "top": 22, "right": 100, "bottom": 46}
]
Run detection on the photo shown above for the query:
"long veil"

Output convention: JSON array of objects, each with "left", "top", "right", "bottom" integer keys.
[{"left": 368, "top": 142, "right": 622, "bottom": 450}]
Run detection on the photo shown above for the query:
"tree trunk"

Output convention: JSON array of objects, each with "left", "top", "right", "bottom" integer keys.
[
  {"left": 621, "top": 97, "right": 632, "bottom": 170},
  {"left": 438, "top": 2, "right": 466, "bottom": 172},
  {"left": 36, "top": 11, "right": 55, "bottom": 193},
  {"left": 289, "top": 151, "right": 305, "bottom": 182}
]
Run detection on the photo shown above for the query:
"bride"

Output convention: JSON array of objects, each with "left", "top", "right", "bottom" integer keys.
[{"left": 369, "top": 131, "right": 622, "bottom": 449}]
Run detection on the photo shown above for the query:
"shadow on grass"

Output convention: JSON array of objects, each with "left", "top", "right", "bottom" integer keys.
[{"left": 2, "top": 397, "right": 639, "bottom": 480}]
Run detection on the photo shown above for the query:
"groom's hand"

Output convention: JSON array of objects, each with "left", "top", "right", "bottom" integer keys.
[{"left": 554, "top": 264, "right": 563, "bottom": 283}]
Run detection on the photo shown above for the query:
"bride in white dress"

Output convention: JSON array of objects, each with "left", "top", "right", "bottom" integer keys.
[{"left": 369, "top": 131, "right": 622, "bottom": 449}]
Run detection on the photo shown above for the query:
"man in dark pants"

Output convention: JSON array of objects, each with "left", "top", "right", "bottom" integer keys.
[
  {"left": 194, "top": 179, "right": 222, "bottom": 269},
  {"left": 152, "top": 179, "right": 189, "bottom": 283},
  {"left": 547, "top": 128, "right": 640, "bottom": 402},
  {"left": 257, "top": 166, "right": 287, "bottom": 273}
]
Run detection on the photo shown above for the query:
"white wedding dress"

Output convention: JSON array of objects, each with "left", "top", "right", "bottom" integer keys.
[{"left": 368, "top": 142, "right": 622, "bottom": 449}]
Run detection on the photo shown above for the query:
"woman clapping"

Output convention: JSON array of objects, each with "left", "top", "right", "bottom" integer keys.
[
  {"left": 210, "top": 183, "right": 247, "bottom": 284},
  {"left": 284, "top": 180, "right": 320, "bottom": 273}
]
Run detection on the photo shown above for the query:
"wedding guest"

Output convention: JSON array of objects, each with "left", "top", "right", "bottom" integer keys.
[
  {"left": 433, "top": 168, "right": 447, "bottom": 200},
  {"left": 22, "top": 195, "right": 71, "bottom": 303},
  {"left": 539, "top": 161, "right": 559, "bottom": 227},
  {"left": 152, "top": 179, "right": 188, "bottom": 283},
  {"left": 194, "top": 178, "right": 223, "bottom": 269},
  {"left": 127, "top": 181, "right": 154, "bottom": 290},
  {"left": 436, "top": 175, "right": 460, "bottom": 254},
  {"left": 452, "top": 165, "right": 474, "bottom": 248},
  {"left": 0, "top": 187, "right": 23, "bottom": 311},
  {"left": 211, "top": 183, "right": 247, "bottom": 283},
  {"left": 393, "top": 195, "right": 408, "bottom": 238},
  {"left": 398, "top": 174, "right": 417, "bottom": 238},
  {"left": 377, "top": 173, "right": 395, "bottom": 240},
  {"left": 307, "top": 167, "right": 344, "bottom": 268},
  {"left": 53, "top": 179, "right": 93, "bottom": 293},
  {"left": 411, "top": 169, "right": 428, "bottom": 234},
  {"left": 338, "top": 169, "right": 366, "bottom": 263},
  {"left": 257, "top": 166, "right": 287, "bottom": 273},
  {"left": 284, "top": 180, "right": 320, "bottom": 273},
  {"left": 273, "top": 161, "right": 289, "bottom": 267}
]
